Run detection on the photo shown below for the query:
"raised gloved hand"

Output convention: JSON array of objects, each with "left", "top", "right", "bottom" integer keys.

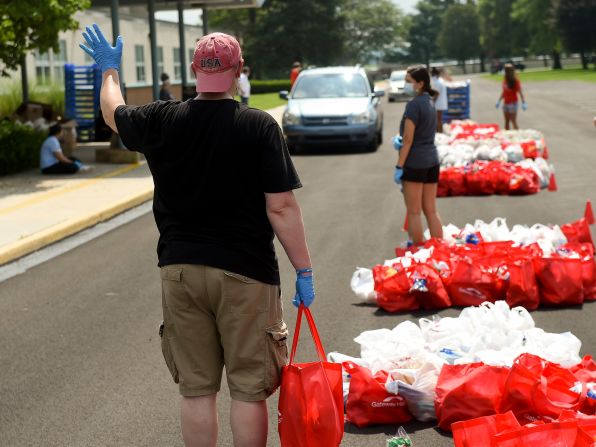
[
  {"left": 521, "top": 102, "right": 528, "bottom": 111},
  {"left": 79, "top": 23, "right": 123, "bottom": 73},
  {"left": 495, "top": 100, "right": 501, "bottom": 109},
  {"left": 292, "top": 268, "right": 315, "bottom": 308},
  {"left": 392, "top": 135, "right": 403, "bottom": 151},
  {"left": 394, "top": 166, "right": 404, "bottom": 185}
]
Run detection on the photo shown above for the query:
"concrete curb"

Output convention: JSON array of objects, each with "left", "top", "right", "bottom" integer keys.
[{"left": 0, "top": 187, "right": 153, "bottom": 266}]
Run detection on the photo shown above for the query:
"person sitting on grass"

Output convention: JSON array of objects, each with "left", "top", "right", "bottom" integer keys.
[{"left": 40, "top": 124, "right": 91, "bottom": 174}]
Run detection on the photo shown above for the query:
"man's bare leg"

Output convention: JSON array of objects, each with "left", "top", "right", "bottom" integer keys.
[
  {"left": 181, "top": 394, "right": 218, "bottom": 447},
  {"left": 230, "top": 400, "right": 268, "bottom": 447}
]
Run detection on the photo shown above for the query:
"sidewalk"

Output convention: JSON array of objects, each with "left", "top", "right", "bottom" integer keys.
[{"left": 0, "top": 105, "right": 285, "bottom": 266}]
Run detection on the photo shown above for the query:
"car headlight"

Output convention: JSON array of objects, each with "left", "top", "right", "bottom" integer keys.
[
  {"left": 351, "top": 110, "right": 373, "bottom": 124},
  {"left": 283, "top": 110, "right": 301, "bottom": 126}
]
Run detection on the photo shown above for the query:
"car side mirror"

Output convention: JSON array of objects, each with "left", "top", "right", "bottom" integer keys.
[
  {"left": 373, "top": 89, "right": 385, "bottom": 98},
  {"left": 279, "top": 90, "right": 289, "bottom": 100}
]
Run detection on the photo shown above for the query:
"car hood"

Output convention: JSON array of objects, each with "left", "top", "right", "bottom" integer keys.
[{"left": 287, "top": 97, "right": 371, "bottom": 117}]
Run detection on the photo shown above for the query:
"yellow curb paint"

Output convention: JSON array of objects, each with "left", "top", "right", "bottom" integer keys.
[
  {"left": 0, "top": 188, "right": 153, "bottom": 266},
  {"left": 0, "top": 162, "right": 145, "bottom": 217}
]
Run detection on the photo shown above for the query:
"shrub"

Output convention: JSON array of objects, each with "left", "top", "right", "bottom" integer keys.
[
  {"left": 250, "top": 79, "right": 292, "bottom": 94},
  {"left": 0, "top": 120, "right": 46, "bottom": 176},
  {"left": 0, "top": 80, "right": 65, "bottom": 119}
]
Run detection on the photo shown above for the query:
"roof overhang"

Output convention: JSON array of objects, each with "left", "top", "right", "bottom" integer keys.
[{"left": 90, "top": 0, "right": 264, "bottom": 10}]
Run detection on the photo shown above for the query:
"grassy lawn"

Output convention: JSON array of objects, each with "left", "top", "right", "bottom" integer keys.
[
  {"left": 235, "top": 92, "right": 286, "bottom": 110},
  {"left": 484, "top": 67, "right": 596, "bottom": 83}
]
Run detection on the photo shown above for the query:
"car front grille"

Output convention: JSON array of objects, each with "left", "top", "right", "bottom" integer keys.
[{"left": 302, "top": 116, "right": 349, "bottom": 126}]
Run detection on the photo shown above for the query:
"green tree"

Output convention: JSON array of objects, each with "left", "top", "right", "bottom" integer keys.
[
  {"left": 0, "top": 0, "right": 90, "bottom": 76},
  {"left": 340, "top": 0, "right": 407, "bottom": 64},
  {"left": 512, "top": 0, "right": 563, "bottom": 69},
  {"left": 555, "top": 0, "right": 596, "bottom": 69},
  {"left": 477, "top": 0, "right": 526, "bottom": 60},
  {"left": 407, "top": 0, "right": 458, "bottom": 66},
  {"left": 244, "top": 0, "right": 345, "bottom": 79},
  {"left": 438, "top": 3, "right": 481, "bottom": 73}
]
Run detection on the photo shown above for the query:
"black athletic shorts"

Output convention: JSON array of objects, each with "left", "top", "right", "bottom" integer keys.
[{"left": 401, "top": 164, "right": 440, "bottom": 183}]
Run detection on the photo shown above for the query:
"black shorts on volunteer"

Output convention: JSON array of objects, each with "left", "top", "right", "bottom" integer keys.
[
  {"left": 159, "top": 264, "right": 288, "bottom": 401},
  {"left": 401, "top": 164, "right": 440, "bottom": 183}
]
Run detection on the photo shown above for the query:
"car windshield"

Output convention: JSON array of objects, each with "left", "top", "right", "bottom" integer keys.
[
  {"left": 292, "top": 73, "right": 369, "bottom": 99},
  {"left": 390, "top": 72, "right": 405, "bottom": 81}
]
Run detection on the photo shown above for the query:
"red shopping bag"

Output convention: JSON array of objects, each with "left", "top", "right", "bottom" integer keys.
[
  {"left": 278, "top": 306, "right": 343, "bottom": 447},
  {"left": 533, "top": 257, "right": 584, "bottom": 306},
  {"left": 437, "top": 169, "right": 450, "bottom": 197},
  {"left": 466, "top": 162, "right": 496, "bottom": 195},
  {"left": 449, "top": 259, "right": 506, "bottom": 306},
  {"left": 509, "top": 166, "right": 540, "bottom": 195},
  {"left": 343, "top": 362, "right": 412, "bottom": 427},
  {"left": 500, "top": 353, "right": 587, "bottom": 422},
  {"left": 452, "top": 411, "right": 521, "bottom": 447},
  {"left": 562, "top": 218, "right": 595, "bottom": 248},
  {"left": 506, "top": 259, "right": 540, "bottom": 310},
  {"left": 493, "top": 421, "right": 584, "bottom": 447},
  {"left": 373, "top": 265, "right": 419, "bottom": 312},
  {"left": 446, "top": 167, "right": 468, "bottom": 196},
  {"left": 562, "top": 243, "right": 596, "bottom": 301},
  {"left": 407, "top": 263, "right": 452, "bottom": 309},
  {"left": 435, "top": 362, "right": 510, "bottom": 431}
]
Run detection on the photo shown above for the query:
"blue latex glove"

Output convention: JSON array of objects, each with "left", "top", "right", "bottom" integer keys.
[
  {"left": 394, "top": 166, "right": 404, "bottom": 185},
  {"left": 392, "top": 135, "right": 403, "bottom": 151},
  {"left": 79, "top": 23, "right": 123, "bottom": 72},
  {"left": 521, "top": 102, "right": 527, "bottom": 111},
  {"left": 292, "top": 269, "right": 315, "bottom": 308},
  {"left": 495, "top": 100, "right": 501, "bottom": 109}
]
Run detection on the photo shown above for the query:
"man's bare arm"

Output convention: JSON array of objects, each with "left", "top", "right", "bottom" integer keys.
[{"left": 101, "top": 69, "right": 125, "bottom": 133}]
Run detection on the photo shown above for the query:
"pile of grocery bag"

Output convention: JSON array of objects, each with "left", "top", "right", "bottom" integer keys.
[
  {"left": 351, "top": 217, "right": 595, "bottom": 312},
  {"left": 434, "top": 121, "right": 554, "bottom": 196},
  {"left": 328, "top": 301, "right": 596, "bottom": 445}
]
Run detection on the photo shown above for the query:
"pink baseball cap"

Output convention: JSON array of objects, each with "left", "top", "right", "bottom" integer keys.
[{"left": 193, "top": 32, "right": 243, "bottom": 93}]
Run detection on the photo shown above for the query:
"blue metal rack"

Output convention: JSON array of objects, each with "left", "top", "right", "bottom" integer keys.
[
  {"left": 64, "top": 64, "right": 101, "bottom": 142},
  {"left": 443, "top": 80, "right": 470, "bottom": 123}
]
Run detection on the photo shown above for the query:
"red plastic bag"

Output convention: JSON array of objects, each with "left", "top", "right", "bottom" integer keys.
[
  {"left": 533, "top": 257, "right": 584, "bottom": 306},
  {"left": 452, "top": 411, "right": 521, "bottom": 447},
  {"left": 466, "top": 162, "right": 496, "bottom": 195},
  {"left": 506, "top": 260, "right": 540, "bottom": 310},
  {"left": 449, "top": 259, "right": 506, "bottom": 306},
  {"left": 278, "top": 306, "right": 344, "bottom": 447},
  {"left": 520, "top": 140, "right": 540, "bottom": 159},
  {"left": 562, "top": 218, "right": 595, "bottom": 248},
  {"left": 373, "top": 265, "right": 419, "bottom": 312},
  {"left": 493, "top": 421, "right": 584, "bottom": 447},
  {"left": 435, "top": 362, "right": 510, "bottom": 431},
  {"left": 407, "top": 263, "right": 452, "bottom": 309},
  {"left": 446, "top": 167, "right": 468, "bottom": 196},
  {"left": 437, "top": 169, "right": 450, "bottom": 197},
  {"left": 500, "top": 353, "right": 587, "bottom": 422},
  {"left": 343, "top": 362, "right": 412, "bottom": 427},
  {"left": 562, "top": 243, "right": 596, "bottom": 301},
  {"left": 509, "top": 166, "right": 540, "bottom": 195}
]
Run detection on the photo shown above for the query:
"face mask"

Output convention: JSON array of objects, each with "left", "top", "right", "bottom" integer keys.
[{"left": 403, "top": 82, "right": 416, "bottom": 96}]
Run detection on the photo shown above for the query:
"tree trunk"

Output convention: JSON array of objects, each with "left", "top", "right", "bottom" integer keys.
[
  {"left": 543, "top": 55, "right": 548, "bottom": 67},
  {"left": 480, "top": 53, "right": 486, "bottom": 73},
  {"left": 580, "top": 50, "right": 588, "bottom": 69},
  {"left": 552, "top": 49, "right": 562, "bottom": 70},
  {"left": 461, "top": 60, "right": 467, "bottom": 74}
]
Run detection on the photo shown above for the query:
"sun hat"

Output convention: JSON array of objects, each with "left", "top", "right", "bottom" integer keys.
[{"left": 192, "top": 32, "right": 243, "bottom": 93}]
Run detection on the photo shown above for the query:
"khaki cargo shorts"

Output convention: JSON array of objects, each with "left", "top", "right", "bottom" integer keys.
[{"left": 159, "top": 264, "right": 288, "bottom": 401}]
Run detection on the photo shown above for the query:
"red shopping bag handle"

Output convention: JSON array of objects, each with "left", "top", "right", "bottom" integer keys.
[{"left": 289, "top": 304, "right": 327, "bottom": 365}]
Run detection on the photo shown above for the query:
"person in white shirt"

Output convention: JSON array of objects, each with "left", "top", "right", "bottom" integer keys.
[
  {"left": 431, "top": 67, "right": 448, "bottom": 133},
  {"left": 40, "top": 124, "right": 91, "bottom": 174},
  {"left": 238, "top": 66, "right": 251, "bottom": 105}
]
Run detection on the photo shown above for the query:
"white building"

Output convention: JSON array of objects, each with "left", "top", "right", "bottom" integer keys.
[{"left": 22, "top": 6, "right": 203, "bottom": 104}]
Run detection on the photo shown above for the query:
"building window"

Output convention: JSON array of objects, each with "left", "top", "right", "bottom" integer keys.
[
  {"left": 173, "top": 47, "right": 181, "bottom": 81},
  {"left": 157, "top": 46, "right": 164, "bottom": 78},
  {"left": 35, "top": 51, "right": 51, "bottom": 84},
  {"left": 135, "top": 45, "right": 145, "bottom": 82},
  {"left": 188, "top": 48, "right": 194, "bottom": 80},
  {"left": 53, "top": 39, "right": 67, "bottom": 83}
]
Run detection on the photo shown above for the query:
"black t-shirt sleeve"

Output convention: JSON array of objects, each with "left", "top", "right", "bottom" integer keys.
[
  {"left": 114, "top": 102, "right": 176, "bottom": 153},
  {"left": 259, "top": 122, "right": 302, "bottom": 193}
]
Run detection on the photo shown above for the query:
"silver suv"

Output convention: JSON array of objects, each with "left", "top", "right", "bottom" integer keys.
[{"left": 279, "top": 66, "right": 384, "bottom": 153}]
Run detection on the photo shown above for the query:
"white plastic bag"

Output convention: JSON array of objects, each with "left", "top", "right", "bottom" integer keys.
[{"left": 350, "top": 268, "right": 377, "bottom": 303}]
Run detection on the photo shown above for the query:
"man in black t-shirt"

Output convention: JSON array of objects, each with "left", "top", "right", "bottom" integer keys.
[{"left": 80, "top": 25, "right": 315, "bottom": 447}]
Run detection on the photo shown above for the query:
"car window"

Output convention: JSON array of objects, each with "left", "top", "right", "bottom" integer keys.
[
  {"left": 293, "top": 73, "right": 369, "bottom": 98},
  {"left": 390, "top": 72, "right": 405, "bottom": 81}
]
